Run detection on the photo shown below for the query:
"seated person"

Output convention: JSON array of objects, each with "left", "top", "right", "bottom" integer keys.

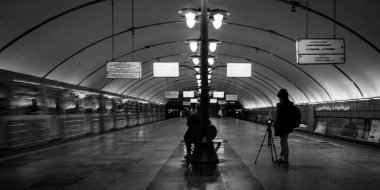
[{"left": 184, "top": 106, "right": 216, "bottom": 158}]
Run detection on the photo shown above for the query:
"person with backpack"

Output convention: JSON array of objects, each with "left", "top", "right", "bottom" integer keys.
[{"left": 273, "top": 88, "right": 301, "bottom": 167}]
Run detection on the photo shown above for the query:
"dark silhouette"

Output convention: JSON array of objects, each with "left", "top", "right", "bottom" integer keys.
[{"left": 273, "top": 88, "right": 294, "bottom": 167}]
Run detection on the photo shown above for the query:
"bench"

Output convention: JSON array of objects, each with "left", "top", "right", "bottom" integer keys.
[{"left": 183, "top": 138, "right": 226, "bottom": 165}]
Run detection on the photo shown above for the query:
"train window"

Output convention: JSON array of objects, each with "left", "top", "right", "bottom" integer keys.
[
  {"left": 0, "top": 85, "right": 8, "bottom": 115},
  {"left": 114, "top": 99, "right": 124, "bottom": 112},
  {"left": 91, "top": 97, "right": 100, "bottom": 112},
  {"left": 62, "top": 97, "right": 76, "bottom": 114},
  {"left": 105, "top": 99, "right": 112, "bottom": 113},
  {"left": 10, "top": 86, "right": 42, "bottom": 114},
  {"left": 44, "top": 92, "right": 57, "bottom": 114},
  {"left": 128, "top": 101, "right": 137, "bottom": 113}
]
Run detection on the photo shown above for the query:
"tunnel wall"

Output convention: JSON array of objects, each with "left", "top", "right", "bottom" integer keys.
[{"left": 241, "top": 101, "right": 380, "bottom": 146}]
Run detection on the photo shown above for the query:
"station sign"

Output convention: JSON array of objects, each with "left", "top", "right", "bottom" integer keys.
[
  {"left": 106, "top": 62, "right": 141, "bottom": 78},
  {"left": 296, "top": 39, "right": 345, "bottom": 64},
  {"left": 164, "top": 91, "right": 179, "bottom": 98},
  {"left": 183, "top": 101, "right": 190, "bottom": 105}
]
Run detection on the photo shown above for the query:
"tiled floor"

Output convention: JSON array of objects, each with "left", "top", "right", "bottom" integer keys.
[{"left": 1, "top": 118, "right": 380, "bottom": 190}]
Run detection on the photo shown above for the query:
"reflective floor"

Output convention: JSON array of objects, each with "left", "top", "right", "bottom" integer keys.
[{"left": 1, "top": 118, "right": 380, "bottom": 190}]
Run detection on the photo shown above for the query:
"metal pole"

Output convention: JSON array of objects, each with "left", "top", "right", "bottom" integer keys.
[{"left": 200, "top": 0, "right": 209, "bottom": 136}]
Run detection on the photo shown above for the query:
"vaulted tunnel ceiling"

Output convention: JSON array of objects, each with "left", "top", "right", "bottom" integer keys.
[{"left": 1, "top": 0, "right": 380, "bottom": 108}]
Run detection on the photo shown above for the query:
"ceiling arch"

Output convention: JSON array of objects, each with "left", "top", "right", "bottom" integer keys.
[{"left": 0, "top": 0, "right": 379, "bottom": 108}]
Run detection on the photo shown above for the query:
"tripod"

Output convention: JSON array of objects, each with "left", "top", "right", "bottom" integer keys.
[{"left": 255, "top": 121, "right": 277, "bottom": 164}]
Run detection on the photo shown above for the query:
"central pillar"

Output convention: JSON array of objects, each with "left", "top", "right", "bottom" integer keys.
[{"left": 190, "top": 0, "right": 219, "bottom": 164}]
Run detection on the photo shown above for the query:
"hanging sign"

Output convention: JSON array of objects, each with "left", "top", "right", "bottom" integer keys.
[
  {"left": 213, "top": 91, "right": 224, "bottom": 98},
  {"left": 190, "top": 98, "right": 198, "bottom": 103},
  {"left": 226, "top": 94, "right": 238, "bottom": 101},
  {"left": 183, "top": 91, "right": 195, "bottom": 98},
  {"left": 106, "top": 62, "right": 141, "bottom": 78},
  {"left": 183, "top": 101, "right": 190, "bottom": 105},
  {"left": 296, "top": 38, "right": 345, "bottom": 64},
  {"left": 210, "top": 98, "right": 217, "bottom": 103},
  {"left": 226, "top": 63, "right": 252, "bottom": 77},
  {"left": 218, "top": 100, "right": 226, "bottom": 105},
  {"left": 153, "top": 62, "right": 179, "bottom": 77},
  {"left": 164, "top": 91, "right": 179, "bottom": 98}
]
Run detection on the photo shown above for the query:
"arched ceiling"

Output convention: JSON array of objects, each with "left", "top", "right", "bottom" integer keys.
[{"left": 0, "top": 0, "right": 380, "bottom": 108}]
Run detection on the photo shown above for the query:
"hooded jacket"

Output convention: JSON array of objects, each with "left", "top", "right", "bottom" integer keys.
[{"left": 274, "top": 100, "right": 294, "bottom": 136}]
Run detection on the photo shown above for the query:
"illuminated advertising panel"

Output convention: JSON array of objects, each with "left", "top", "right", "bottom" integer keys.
[
  {"left": 183, "top": 91, "right": 195, "bottom": 98},
  {"left": 226, "top": 94, "right": 238, "bottom": 101},
  {"left": 227, "top": 63, "right": 252, "bottom": 77},
  {"left": 190, "top": 98, "right": 198, "bottom": 103},
  {"left": 210, "top": 98, "right": 217, "bottom": 103},
  {"left": 218, "top": 100, "right": 226, "bottom": 105},
  {"left": 153, "top": 62, "right": 179, "bottom": 77},
  {"left": 213, "top": 91, "right": 224, "bottom": 98},
  {"left": 165, "top": 91, "right": 179, "bottom": 98}
]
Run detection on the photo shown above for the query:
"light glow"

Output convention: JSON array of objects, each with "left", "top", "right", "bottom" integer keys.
[
  {"left": 213, "top": 13, "right": 224, "bottom": 22},
  {"left": 209, "top": 42, "right": 217, "bottom": 52},
  {"left": 185, "top": 12, "right": 196, "bottom": 21},
  {"left": 196, "top": 74, "right": 201, "bottom": 80},
  {"left": 195, "top": 68, "right": 200, "bottom": 72},
  {"left": 208, "top": 58, "right": 214, "bottom": 65},
  {"left": 192, "top": 57, "right": 200, "bottom": 65},
  {"left": 212, "top": 21, "right": 222, "bottom": 29},
  {"left": 189, "top": 42, "right": 198, "bottom": 52}
]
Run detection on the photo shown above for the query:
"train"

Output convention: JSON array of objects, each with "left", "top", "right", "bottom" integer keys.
[{"left": 0, "top": 71, "right": 166, "bottom": 149}]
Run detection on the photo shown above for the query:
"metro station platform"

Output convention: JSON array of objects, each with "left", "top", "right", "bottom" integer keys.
[{"left": 1, "top": 117, "right": 380, "bottom": 190}]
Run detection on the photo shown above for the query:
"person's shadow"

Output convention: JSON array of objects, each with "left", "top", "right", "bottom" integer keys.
[{"left": 184, "top": 164, "right": 222, "bottom": 189}]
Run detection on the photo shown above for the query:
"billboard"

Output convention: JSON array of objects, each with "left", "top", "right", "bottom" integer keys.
[
  {"left": 153, "top": 62, "right": 179, "bottom": 77},
  {"left": 213, "top": 91, "right": 224, "bottom": 98},
  {"left": 227, "top": 63, "right": 252, "bottom": 77}
]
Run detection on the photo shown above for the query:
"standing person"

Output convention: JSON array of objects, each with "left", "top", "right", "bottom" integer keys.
[{"left": 273, "top": 89, "right": 294, "bottom": 167}]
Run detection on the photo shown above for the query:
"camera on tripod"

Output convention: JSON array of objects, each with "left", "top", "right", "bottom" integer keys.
[
  {"left": 255, "top": 118, "right": 277, "bottom": 164},
  {"left": 265, "top": 119, "right": 273, "bottom": 126}
]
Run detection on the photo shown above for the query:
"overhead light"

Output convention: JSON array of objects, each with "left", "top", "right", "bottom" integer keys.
[
  {"left": 179, "top": 8, "right": 229, "bottom": 29},
  {"left": 197, "top": 80, "right": 201, "bottom": 84},
  {"left": 208, "top": 57, "right": 214, "bottom": 65},
  {"left": 194, "top": 67, "right": 200, "bottom": 72},
  {"left": 207, "top": 55, "right": 216, "bottom": 65},
  {"left": 208, "top": 39, "right": 221, "bottom": 52},
  {"left": 209, "top": 9, "right": 230, "bottom": 30},
  {"left": 208, "top": 75, "right": 211, "bottom": 79},
  {"left": 208, "top": 80, "right": 211, "bottom": 83},
  {"left": 186, "top": 39, "right": 200, "bottom": 52},
  {"left": 190, "top": 55, "right": 200, "bottom": 65},
  {"left": 178, "top": 8, "right": 200, "bottom": 28},
  {"left": 196, "top": 74, "right": 201, "bottom": 80},
  {"left": 208, "top": 68, "right": 212, "bottom": 73}
]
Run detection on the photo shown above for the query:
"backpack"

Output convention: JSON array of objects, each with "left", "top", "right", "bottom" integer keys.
[{"left": 290, "top": 105, "right": 301, "bottom": 128}]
